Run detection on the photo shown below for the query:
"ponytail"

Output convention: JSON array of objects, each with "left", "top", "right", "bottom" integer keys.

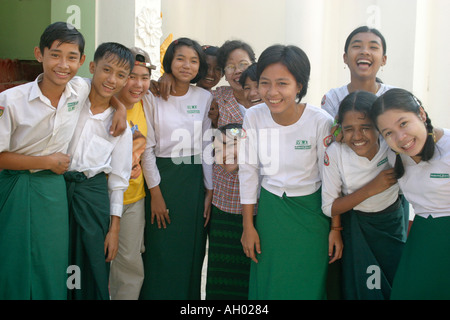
[
  {"left": 419, "top": 111, "right": 436, "bottom": 161},
  {"left": 393, "top": 152, "right": 405, "bottom": 179}
]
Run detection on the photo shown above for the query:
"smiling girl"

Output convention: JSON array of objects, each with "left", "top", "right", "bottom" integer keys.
[
  {"left": 239, "top": 44, "right": 337, "bottom": 299},
  {"left": 139, "top": 38, "right": 213, "bottom": 300},
  {"left": 321, "top": 91, "right": 407, "bottom": 299},
  {"left": 370, "top": 88, "right": 450, "bottom": 300},
  {"left": 322, "top": 26, "right": 393, "bottom": 118}
]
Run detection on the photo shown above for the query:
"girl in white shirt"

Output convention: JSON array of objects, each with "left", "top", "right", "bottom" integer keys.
[
  {"left": 322, "top": 91, "right": 406, "bottom": 299},
  {"left": 140, "top": 38, "right": 213, "bottom": 300},
  {"left": 321, "top": 26, "right": 393, "bottom": 119},
  {"left": 239, "top": 44, "right": 338, "bottom": 299},
  {"left": 370, "top": 88, "right": 450, "bottom": 300}
]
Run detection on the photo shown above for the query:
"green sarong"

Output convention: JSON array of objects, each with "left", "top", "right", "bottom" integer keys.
[
  {"left": 206, "top": 205, "right": 251, "bottom": 300},
  {"left": 341, "top": 197, "right": 406, "bottom": 300},
  {"left": 0, "top": 170, "right": 69, "bottom": 300},
  {"left": 390, "top": 215, "right": 450, "bottom": 300},
  {"left": 65, "top": 171, "right": 110, "bottom": 300},
  {"left": 139, "top": 156, "right": 207, "bottom": 300},
  {"left": 249, "top": 187, "right": 330, "bottom": 300}
]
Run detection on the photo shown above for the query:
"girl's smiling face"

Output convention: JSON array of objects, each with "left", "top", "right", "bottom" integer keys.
[
  {"left": 258, "top": 62, "right": 302, "bottom": 117},
  {"left": 341, "top": 110, "right": 379, "bottom": 160},
  {"left": 171, "top": 45, "right": 200, "bottom": 83},
  {"left": 197, "top": 55, "right": 222, "bottom": 90},
  {"left": 344, "top": 32, "right": 386, "bottom": 80},
  {"left": 376, "top": 108, "right": 428, "bottom": 160}
]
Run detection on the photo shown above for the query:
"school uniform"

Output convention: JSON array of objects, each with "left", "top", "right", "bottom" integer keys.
[
  {"left": 239, "top": 103, "right": 333, "bottom": 299},
  {"left": 65, "top": 99, "right": 132, "bottom": 300},
  {"left": 321, "top": 83, "right": 395, "bottom": 118},
  {"left": 110, "top": 100, "right": 148, "bottom": 300},
  {"left": 322, "top": 138, "right": 406, "bottom": 299},
  {"left": 140, "top": 85, "right": 213, "bottom": 300},
  {"left": 389, "top": 128, "right": 450, "bottom": 300},
  {"left": 0, "top": 75, "right": 89, "bottom": 299}
]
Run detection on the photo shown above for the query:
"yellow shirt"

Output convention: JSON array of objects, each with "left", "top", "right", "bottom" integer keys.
[{"left": 123, "top": 100, "right": 147, "bottom": 205}]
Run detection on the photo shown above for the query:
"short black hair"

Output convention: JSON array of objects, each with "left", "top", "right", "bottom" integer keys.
[
  {"left": 216, "top": 40, "right": 256, "bottom": 72},
  {"left": 39, "top": 21, "right": 85, "bottom": 57},
  {"left": 93, "top": 42, "right": 134, "bottom": 71},
  {"left": 239, "top": 63, "right": 258, "bottom": 88},
  {"left": 163, "top": 37, "right": 207, "bottom": 83},
  {"left": 344, "top": 26, "right": 387, "bottom": 55},
  {"left": 257, "top": 44, "right": 310, "bottom": 102}
]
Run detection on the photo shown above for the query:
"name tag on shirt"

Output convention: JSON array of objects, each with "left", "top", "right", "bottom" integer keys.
[
  {"left": 430, "top": 173, "right": 449, "bottom": 179},
  {"left": 67, "top": 101, "right": 79, "bottom": 112},
  {"left": 187, "top": 105, "right": 200, "bottom": 114}
]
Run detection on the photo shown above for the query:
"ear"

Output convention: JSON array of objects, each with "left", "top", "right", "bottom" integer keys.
[
  {"left": 34, "top": 46, "right": 43, "bottom": 63},
  {"left": 343, "top": 52, "right": 349, "bottom": 66},
  {"left": 89, "top": 61, "right": 96, "bottom": 75},
  {"left": 79, "top": 54, "right": 86, "bottom": 67},
  {"left": 381, "top": 55, "right": 387, "bottom": 67},
  {"left": 418, "top": 106, "right": 427, "bottom": 123},
  {"left": 297, "top": 83, "right": 303, "bottom": 96}
]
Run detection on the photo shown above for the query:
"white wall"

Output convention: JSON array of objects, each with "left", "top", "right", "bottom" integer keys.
[{"left": 161, "top": 0, "right": 450, "bottom": 128}]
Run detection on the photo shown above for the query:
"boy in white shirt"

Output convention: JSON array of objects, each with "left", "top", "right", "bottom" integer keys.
[{"left": 65, "top": 42, "right": 133, "bottom": 300}]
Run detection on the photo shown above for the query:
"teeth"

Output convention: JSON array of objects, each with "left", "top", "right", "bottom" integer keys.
[
  {"left": 357, "top": 59, "right": 372, "bottom": 65},
  {"left": 56, "top": 72, "right": 69, "bottom": 76},
  {"left": 353, "top": 141, "right": 366, "bottom": 146},
  {"left": 104, "top": 84, "right": 114, "bottom": 90},
  {"left": 269, "top": 99, "right": 282, "bottom": 104},
  {"left": 402, "top": 140, "right": 414, "bottom": 149},
  {"left": 251, "top": 99, "right": 262, "bottom": 103}
]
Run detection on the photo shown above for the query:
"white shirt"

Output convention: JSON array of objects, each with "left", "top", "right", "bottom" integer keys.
[
  {"left": 67, "top": 100, "right": 132, "bottom": 217},
  {"left": 239, "top": 103, "right": 333, "bottom": 204},
  {"left": 391, "top": 128, "right": 450, "bottom": 218},
  {"left": 0, "top": 75, "right": 89, "bottom": 158},
  {"left": 321, "top": 138, "right": 400, "bottom": 217},
  {"left": 141, "top": 86, "right": 213, "bottom": 190},
  {"left": 321, "top": 83, "right": 395, "bottom": 118}
]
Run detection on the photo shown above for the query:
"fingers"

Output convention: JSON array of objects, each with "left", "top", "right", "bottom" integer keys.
[{"left": 152, "top": 209, "right": 171, "bottom": 229}]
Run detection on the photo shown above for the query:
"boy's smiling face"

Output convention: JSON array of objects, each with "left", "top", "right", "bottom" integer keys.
[
  {"left": 34, "top": 40, "right": 85, "bottom": 89},
  {"left": 89, "top": 55, "right": 130, "bottom": 99}
]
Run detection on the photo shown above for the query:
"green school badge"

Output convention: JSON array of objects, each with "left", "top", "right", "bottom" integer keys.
[
  {"left": 0, "top": 106, "right": 4, "bottom": 118},
  {"left": 430, "top": 173, "right": 449, "bottom": 179},
  {"left": 295, "top": 140, "right": 311, "bottom": 150},
  {"left": 187, "top": 105, "right": 200, "bottom": 114},
  {"left": 67, "top": 101, "right": 78, "bottom": 112}
]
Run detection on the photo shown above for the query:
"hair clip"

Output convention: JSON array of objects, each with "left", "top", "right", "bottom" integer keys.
[
  {"left": 174, "top": 39, "right": 178, "bottom": 45},
  {"left": 429, "top": 131, "right": 437, "bottom": 143}
]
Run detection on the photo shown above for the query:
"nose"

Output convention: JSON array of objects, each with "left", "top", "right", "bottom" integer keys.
[
  {"left": 353, "top": 128, "right": 363, "bottom": 140},
  {"left": 58, "top": 57, "right": 69, "bottom": 68}
]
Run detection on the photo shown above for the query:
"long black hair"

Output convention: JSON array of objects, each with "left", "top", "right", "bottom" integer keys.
[{"left": 370, "top": 88, "right": 436, "bottom": 178}]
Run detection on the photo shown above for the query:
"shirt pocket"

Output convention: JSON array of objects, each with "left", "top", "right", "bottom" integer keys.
[{"left": 84, "top": 134, "right": 115, "bottom": 167}]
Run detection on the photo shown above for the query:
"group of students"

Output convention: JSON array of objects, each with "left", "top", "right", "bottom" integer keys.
[{"left": 0, "top": 21, "right": 448, "bottom": 301}]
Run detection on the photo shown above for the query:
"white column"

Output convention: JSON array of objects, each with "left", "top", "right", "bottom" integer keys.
[{"left": 135, "top": 0, "right": 162, "bottom": 80}]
